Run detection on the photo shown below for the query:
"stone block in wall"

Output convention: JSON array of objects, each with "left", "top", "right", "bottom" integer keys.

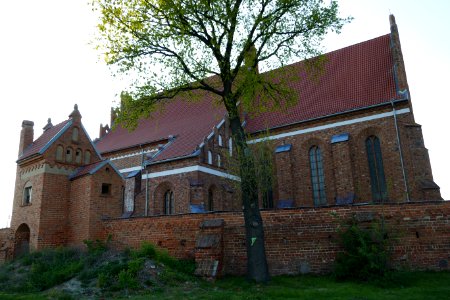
[{"left": 195, "top": 218, "right": 224, "bottom": 279}]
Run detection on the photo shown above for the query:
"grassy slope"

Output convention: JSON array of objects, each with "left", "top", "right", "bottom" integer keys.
[{"left": 126, "top": 272, "right": 450, "bottom": 300}]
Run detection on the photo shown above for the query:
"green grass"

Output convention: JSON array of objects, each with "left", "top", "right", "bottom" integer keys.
[
  {"left": 124, "top": 271, "right": 450, "bottom": 300},
  {"left": 0, "top": 271, "right": 449, "bottom": 299}
]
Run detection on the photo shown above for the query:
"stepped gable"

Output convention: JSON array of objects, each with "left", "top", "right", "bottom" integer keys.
[
  {"left": 97, "top": 34, "right": 398, "bottom": 161},
  {"left": 95, "top": 93, "right": 227, "bottom": 162},
  {"left": 18, "top": 119, "right": 71, "bottom": 162},
  {"left": 245, "top": 34, "right": 398, "bottom": 133}
]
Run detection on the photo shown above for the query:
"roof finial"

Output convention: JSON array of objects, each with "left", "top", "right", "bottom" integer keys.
[
  {"left": 43, "top": 118, "right": 53, "bottom": 131},
  {"left": 69, "top": 104, "right": 82, "bottom": 120}
]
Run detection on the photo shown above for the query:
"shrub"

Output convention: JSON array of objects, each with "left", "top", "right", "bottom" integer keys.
[{"left": 333, "top": 217, "right": 389, "bottom": 281}]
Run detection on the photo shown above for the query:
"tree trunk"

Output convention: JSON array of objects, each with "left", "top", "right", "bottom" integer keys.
[{"left": 229, "top": 114, "right": 270, "bottom": 283}]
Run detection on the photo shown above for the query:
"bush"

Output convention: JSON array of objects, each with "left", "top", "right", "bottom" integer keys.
[{"left": 333, "top": 217, "right": 389, "bottom": 282}]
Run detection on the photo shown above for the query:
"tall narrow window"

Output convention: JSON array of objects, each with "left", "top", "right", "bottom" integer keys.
[
  {"left": 84, "top": 150, "right": 91, "bottom": 164},
  {"left": 66, "top": 147, "right": 73, "bottom": 162},
  {"left": 366, "top": 136, "right": 387, "bottom": 202},
  {"left": 229, "top": 138, "right": 233, "bottom": 156},
  {"left": 72, "top": 127, "right": 79, "bottom": 142},
  {"left": 207, "top": 150, "right": 213, "bottom": 165},
  {"left": 217, "top": 154, "right": 221, "bottom": 167},
  {"left": 75, "top": 148, "right": 82, "bottom": 164},
  {"left": 23, "top": 182, "right": 32, "bottom": 205},
  {"left": 309, "top": 146, "right": 326, "bottom": 206},
  {"left": 208, "top": 187, "right": 214, "bottom": 211},
  {"left": 164, "top": 190, "right": 174, "bottom": 215},
  {"left": 218, "top": 134, "right": 223, "bottom": 146},
  {"left": 56, "top": 145, "right": 64, "bottom": 161}
]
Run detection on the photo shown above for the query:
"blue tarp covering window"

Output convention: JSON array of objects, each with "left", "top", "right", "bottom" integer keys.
[
  {"left": 331, "top": 133, "right": 349, "bottom": 144},
  {"left": 275, "top": 144, "right": 292, "bottom": 153}
]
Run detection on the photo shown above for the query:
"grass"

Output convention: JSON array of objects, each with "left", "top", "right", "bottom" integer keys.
[
  {"left": 1, "top": 242, "right": 449, "bottom": 299},
  {"left": 122, "top": 271, "right": 450, "bottom": 300}
]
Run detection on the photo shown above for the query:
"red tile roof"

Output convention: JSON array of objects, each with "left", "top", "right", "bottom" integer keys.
[
  {"left": 245, "top": 34, "right": 397, "bottom": 133},
  {"left": 95, "top": 94, "right": 227, "bottom": 162},
  {"left": 18, "top": 120, "right": 72, "bottom": 162},
  {"left": 70, "top": 160, "right": 122, "bottom": 180},
  {"left": 96, "top": 34, "right": 398, "bottom": 163}
]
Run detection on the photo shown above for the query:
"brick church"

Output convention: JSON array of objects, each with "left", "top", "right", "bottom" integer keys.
[{"left": 4, "top": 15, "right": 442, "bottom": 259}]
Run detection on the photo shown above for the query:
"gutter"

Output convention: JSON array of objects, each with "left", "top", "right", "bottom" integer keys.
[{"left": 250, "top": 99, "right": 409, "bottom": 135}]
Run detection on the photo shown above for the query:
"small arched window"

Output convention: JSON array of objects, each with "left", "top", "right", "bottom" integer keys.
[
  {"left": 207, "top": 150, "right": 213, "bottom": 165},
  {"left": 218, "top": 135, "right": 223, "bottom": 146},
  {"left": 72, "top": 127, "right": 79, "bottom": 142},
  {"left": 366, "top": 135, "right": 387, "bottom": 202},
  {"left": 208, "top": 187, "right": 214, "bottom": 211},
  {"left": 66, "top": 147, "right": 73, "bottom": 162},
  {"left": 228, "top": 138, "right": 233, "bottom": 156},
  {"left": 84, "top": 150, "right": 91, "bottom": 164},
  {"left": 164, "top": 190, "right": 174, "bottom": 215},
  {"left": 23, "top": 182, "right": 32, "bottom": 205},
  {"left": 75, "top": 148, "right": 82, "bottom": 164},
  {"left": 217, "top": 154, "right": 221, "bottom": 167},
  {"left": 309, "top": 145, "right": 326, "bottom": 206},
  {"left": 56, "top": 145, "right": 64, "bottom": 161}
]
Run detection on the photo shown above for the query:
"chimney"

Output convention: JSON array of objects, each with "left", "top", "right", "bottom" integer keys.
[
  {"left": 389, "top": 14, "right": 409, "bottom": 95},
  {"left": 19, "top": 120, "right": 34, "bottom": 156}
]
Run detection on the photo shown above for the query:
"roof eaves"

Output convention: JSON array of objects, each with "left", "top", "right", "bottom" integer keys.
[
  {"left": 146, "top": 152, "right": 199, "bottom": 166},
  {"left": 39, "top": 120, "right": 73, "bottom": 155},
  {"left": 250, "top": 98, "right": 409, "bottom": 135},
  {"left": 81, "top": 123, "right": 103, "bottom": 160}
]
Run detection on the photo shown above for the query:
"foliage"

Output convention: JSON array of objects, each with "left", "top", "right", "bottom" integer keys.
[
  {"left": 0, "top": 247, "right": 83, "bottom": 292},
  {"left": 333, "top": 217, "right": 390, "bottom": 282},
  {"left": 92, "top": 0, "right": 349, "bottom": 127},
  {"left": 94, "top": 0, "right": 349, "bottom": 283}
]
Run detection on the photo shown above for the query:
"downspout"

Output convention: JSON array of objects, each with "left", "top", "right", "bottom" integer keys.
[
  {"left": 390, "top": 97, "right": 410, "bottom": 201},
  {"left": 140, "top": 145, "right": 149, "bottom": 216},
  {"left": 145, "top": 168, "right": 149, "bottom": 216}
]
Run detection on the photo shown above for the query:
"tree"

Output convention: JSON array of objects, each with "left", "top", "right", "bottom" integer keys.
[{"left": 93, "top": 0, "right": 348, "bottom": 282}]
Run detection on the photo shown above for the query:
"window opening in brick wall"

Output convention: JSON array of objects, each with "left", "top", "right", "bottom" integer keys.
[
  {"left": 101, "top": 183, "right": 111, "bottom": 195},
  {"left": 208, "top": 150, "right": 213, "bottom": 165},
  {"left": 75, "top": 148, "right": 82, "bottom": 164},
  {"left": 217, "top": 154, "right": 221, "bottom": 167},
  {"left": 366, "top": 135, "right": 387, "bottom": 202},
  {"left": 56, "top": 145, "right": 64, "bottom": 161},
  {"left": 23, "top": 183, "right": 32, "bottom": 205},
  {"left": 66, "top": 147, "right": 73, "bottom": 162},
  {"left": 309, "top": 145, "right": 326, "bottom": 206},
  {"left": 84, "top": 150, "right": 91, "bottom": 164},
  {"left": 229, "top": 138, "right": 233, "bottom": 156},
  {"left": 218, "top": 134, "right": 223, "bottom": 146},
  {"left": 164, "top": 190, "right": 174, "bottom": 215},
  {"left": 72, "top": 127, "right": 79, "bottom": 141},
  {"left": 208, "top": 187, "right": 214, "bottom": 211}
]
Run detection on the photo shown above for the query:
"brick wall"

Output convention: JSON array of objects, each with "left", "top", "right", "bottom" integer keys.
[
  {"left": 0, "top": 228, "right": 13, "bottom": 263},
  {"left": 103, "top": 201, "right": 450, "bottom": 275}
]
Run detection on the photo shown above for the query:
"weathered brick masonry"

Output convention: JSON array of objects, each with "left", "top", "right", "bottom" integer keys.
[{"left": 102, "top": 201, "right": 450, "bottom": 275}]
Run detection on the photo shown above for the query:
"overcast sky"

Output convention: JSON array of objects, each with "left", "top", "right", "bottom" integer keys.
[{"left": 0, "top": 0, "right": 449, "bottom": 228}]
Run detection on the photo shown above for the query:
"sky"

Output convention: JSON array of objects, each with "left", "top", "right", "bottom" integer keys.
[{"left": 0, "top": 0, "right": 449, "bottom": 228}]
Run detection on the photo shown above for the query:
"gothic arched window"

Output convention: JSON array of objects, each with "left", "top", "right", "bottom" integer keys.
[
  {"left": 207, "top": 150, "right": 213, "bottom": 165},
  {"left": 56, "top": 145, "right": 64, "bottom": 161},
  {"left": 66, "top": 147, "right": 73, "bottom": 162},
  {"left": 72, "top": 127, "right": 79, "bottom": 142},
  {"left": 366, "top": 135, "right": 387, "bottom": 202},
  {"left": 309, "top": 145, "right": 326, "bottom": 206},
  {"left": 164, "top": 190, "right": 174, "bottom": 215},
  {"left": 84, "top": 150, "right": 91, "bottom": 164}
]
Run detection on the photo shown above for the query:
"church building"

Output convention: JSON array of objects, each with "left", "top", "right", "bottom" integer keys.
[{"left": 7, "top": 15, "right": 441, "bottom": 257}]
